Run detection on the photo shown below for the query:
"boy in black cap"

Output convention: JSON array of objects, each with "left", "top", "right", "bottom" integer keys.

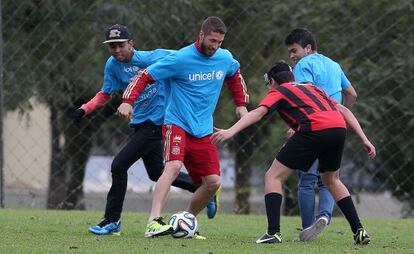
[{"left": 211, "top": 61, "right": 374, "bottom": 245}]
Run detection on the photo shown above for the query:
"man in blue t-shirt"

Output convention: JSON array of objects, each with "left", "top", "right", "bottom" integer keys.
[
  {"left": 284, "top": 28, "right": 357, "bottom": 241},
  {"left": 118, "top": 16, "right": 249, "bottom": 238},
  {"left": 72, "top": 24, "right": 204, "bottom": 236}
]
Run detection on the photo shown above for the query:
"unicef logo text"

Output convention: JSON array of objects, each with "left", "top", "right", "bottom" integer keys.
[
  {"left": 124, "top": 66, "right": 140, "bottom": 73},
  {"left": 188, "top": 70, "right": 224, "bottom": 81}
]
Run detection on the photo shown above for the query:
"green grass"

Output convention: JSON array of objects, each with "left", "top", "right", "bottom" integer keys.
[{"left": 0, "top": 209, "right": 412, "bottom": 254}]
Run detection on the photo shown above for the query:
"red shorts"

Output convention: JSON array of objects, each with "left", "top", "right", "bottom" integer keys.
[{"left": 162, "top": 124, "right": 220, "bottom": 184}]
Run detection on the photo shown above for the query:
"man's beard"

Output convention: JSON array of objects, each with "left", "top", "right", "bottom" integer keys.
[{"left": 200, "top": 41, "right": 216, "bottom": 56}]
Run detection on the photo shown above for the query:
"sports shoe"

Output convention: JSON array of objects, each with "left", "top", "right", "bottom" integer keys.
[
  {"left": 353, "top": 228, "right": 370, "bottom": 245},
  {"left": 144, "top": 217, "right": 173, "bottom": 238},
  {"left": 255, "top": 232, "right": 282, "bottom": 244},
  {"left": 88, "top": 219, "right": 121, "bottom": 235},
  {"left": 298, "top": 216, "right": 328, "bottom": 241},
  {"left": 207, "top": 186, "right": 221, "bottom": 219},
  {"left": 193, "top": 231, "right": 207, "bottom": 240}
]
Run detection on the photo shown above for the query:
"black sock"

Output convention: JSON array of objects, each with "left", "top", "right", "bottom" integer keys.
[
  {"left": 265, "top": 192, "right": 282, "bottom": 235},
  {"left": 337, "top": 196, "right": 363, "bottom": 234}
]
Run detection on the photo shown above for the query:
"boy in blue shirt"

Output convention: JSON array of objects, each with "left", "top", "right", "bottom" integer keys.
[{"left": 284, "top": 28, "right": 357, "bottom": 241}]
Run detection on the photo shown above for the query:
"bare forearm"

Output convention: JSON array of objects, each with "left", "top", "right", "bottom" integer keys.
[
  {"left": 228, "top": 108, "right": 265, "bottom": 136},
  {"left": 338, "top": 104, "right": 368, "bottom": 142}
]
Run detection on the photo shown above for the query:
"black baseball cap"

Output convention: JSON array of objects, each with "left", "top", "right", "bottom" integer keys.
[
  {"left": 264, "top": 61, "right": 292, "bottom": 85},
  {"left": 103, "top": 24, "right": 131, "bottom": 44}
]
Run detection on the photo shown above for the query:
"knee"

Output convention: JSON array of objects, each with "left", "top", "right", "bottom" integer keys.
[
  {"left": 111, "top": 158, "right": 126, "bottom": 177},
  {"left": 163, "top": 160, "right": 182, "bottom": 179},
  {"left": 205, "top": 176, "right": 221, "bottom": 193},
  {"left": 321, "top": 177, "right": 336, "bottom": 189}
]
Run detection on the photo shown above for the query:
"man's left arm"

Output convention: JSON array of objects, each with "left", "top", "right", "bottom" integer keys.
[
  {"left": 340, "top": 70, "right": 357, "bottom": 108},
  {"left": 342, "top": 85, "right": 357, "bottom": 108},
  {"left": 225, "top": 69, "right": 249, "bottom": 119}
]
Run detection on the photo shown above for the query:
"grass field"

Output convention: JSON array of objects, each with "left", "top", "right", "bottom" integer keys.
[{"left": 0, "top": 209, "right": 412, "bottom": 254}]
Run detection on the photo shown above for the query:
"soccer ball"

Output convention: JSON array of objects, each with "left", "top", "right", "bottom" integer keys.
[{"left": 168, "top": 211, "right": 198, "bottom": 239}]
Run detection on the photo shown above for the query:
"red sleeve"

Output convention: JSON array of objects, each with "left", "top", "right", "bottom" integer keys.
[
  {"left": 258, "top": 89, "right": 283, "bottom": 111},
  {"left": 225, "top": 70, "right": 249, "bottom": 106},
  {"left": 80, "top": 91, "right": 111, "bottom": 115},
  {"left": 122, "top": 69, "right": 155, "bottom": 105}
]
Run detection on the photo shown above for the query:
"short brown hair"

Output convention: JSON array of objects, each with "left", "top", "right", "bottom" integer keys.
[{"left": 201, "top": 16, "right": 227, "bottom": 35}]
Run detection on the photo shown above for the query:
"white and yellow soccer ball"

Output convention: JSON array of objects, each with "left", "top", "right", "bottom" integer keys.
[{"left": 168, "top": 211, "right": 198, "bottom": 239}]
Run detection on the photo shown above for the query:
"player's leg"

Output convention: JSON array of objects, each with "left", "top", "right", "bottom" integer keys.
[
  {"left": 320, "top": 170, "right": 369, "bottom": 244},
  {"left": 142, "top": 124, "right": 199, "bottom": 193},
  {"left": 297, "top": 162, "right": 317, "bottom": 229},
  {"left": 183, "top": 134, "right": 221, "bottom": 219},
  {"left": 145, "top": 160, "right": 182, "bottom": 237},
  {"left": 257, "top": 131, "right": 318, "bottom": 244},
  {"left": 316, "top": 173, "right": 334, "bottom": 223},
  {"left": 145, "top": 124, "right": 187, "bottom": 237},
  {"left": 297, "top": 160, "right": 331, "bottom": 241},
  {"left": 187, "top": 174, "right": 220, "bottom": 216},
  {"left": 319, "top": 128, "right": 369, "bottom": 245},
  {"left": 89, "top": 126, "right": 146, "bottom": 235},
  {"left": 256, "top": 159, "right": 292, "bottom": 244}
]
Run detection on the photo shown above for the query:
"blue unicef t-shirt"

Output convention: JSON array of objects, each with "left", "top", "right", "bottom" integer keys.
[
  {"left": 147, "top": 43, "right": 240, "bottom": 138},
  {"left": 101, "top": 49, "right": 174, "bottom": 125},
  {"left": 293, "top": 53, "right": 351, "bottom": 103}
]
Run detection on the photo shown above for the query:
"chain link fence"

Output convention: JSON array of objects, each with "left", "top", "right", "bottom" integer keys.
[{"left": 1, "top": 0, "right": 413, "bottom": 218}]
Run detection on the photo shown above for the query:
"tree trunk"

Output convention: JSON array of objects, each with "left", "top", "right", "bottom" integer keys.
[
  {"left": 61, "top": 122, "right": 92, "bottom": 210},
  {"left": 47, "top": 107, "right": 66, "bottom": 209},
  {"left": 61, "top": 95, "right": 121, "bottom": 209},
  {"left": 233, "top": 126, "right": 255, "bottom": 214}
]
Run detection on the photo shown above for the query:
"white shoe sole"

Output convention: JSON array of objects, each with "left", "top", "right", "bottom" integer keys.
[{"left": 299, "top": 217, "right": 328, "bottom": 241}]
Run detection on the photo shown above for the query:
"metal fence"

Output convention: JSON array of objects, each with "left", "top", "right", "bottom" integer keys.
[{"left": 1, "top": 0, "right": 413, "bottom": 218}]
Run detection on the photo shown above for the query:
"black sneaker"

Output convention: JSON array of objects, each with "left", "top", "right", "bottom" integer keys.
[
  {"left": 353, "top": 228, "right": 370, "bottom": 245},
  {"left": 255, "top": 232, "right": 282, "bottom": 244}
]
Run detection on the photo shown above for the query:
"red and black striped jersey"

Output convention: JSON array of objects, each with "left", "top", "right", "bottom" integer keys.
[{"left": 258, "top": 82, "right": 346, "bottom": 132}]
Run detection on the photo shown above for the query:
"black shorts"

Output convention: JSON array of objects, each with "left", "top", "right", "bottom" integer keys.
[{"left": 276, "top": 128, "right": 346, "bottom": 173}]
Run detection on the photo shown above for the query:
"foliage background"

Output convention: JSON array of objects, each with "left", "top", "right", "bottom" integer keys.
[{"left": 1, "top": 0, "right": 413, "bottom": 216}]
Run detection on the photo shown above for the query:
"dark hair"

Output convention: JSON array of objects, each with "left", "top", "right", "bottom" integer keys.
[
  {"left": 267, "top": 61, "right": 295, "bottom": 84},
  {"left": 201, "top": 16, "right": 227, "bottom": 35},
  {"left": 284, "top": 28, "right": 317, "bottom": 50}
]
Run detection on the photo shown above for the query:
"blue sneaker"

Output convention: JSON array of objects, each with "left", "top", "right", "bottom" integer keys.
[
  {"left": 206, "top": 186, "right": 221, "bottom": 219},
  {"left": 89, "top": 219, "right": 121, "bottom": 235}
]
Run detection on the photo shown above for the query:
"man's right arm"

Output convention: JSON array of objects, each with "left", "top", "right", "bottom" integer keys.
[
  {"left": 118, "top": 69, "right": 155, "bottom": 119},
  {"left": 119, "top": 52, "right": 178, "bottom": 119}
]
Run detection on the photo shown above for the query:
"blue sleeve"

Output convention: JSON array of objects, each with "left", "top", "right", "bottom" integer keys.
[
  {"left": 146, "top": 52, "right": 179, "bottom": 81},
  {"left": 101, "top": 59, "right": 117, "bottom": 94},
  {"left": 340, "top": 69, "right": 351, "bottom": 89},
  {"left": 293, "top": 61, "right": 315, "bottom": 84},
  {"left": 135, "top": 49, "right": 175, "bottom": 67},
  {"left": 226, "top": 57, "right": 240, "bottom": 77}
]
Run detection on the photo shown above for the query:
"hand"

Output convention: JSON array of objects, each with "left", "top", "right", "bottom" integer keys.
[
  {"left": 210, "top": 127, "right": 234, "bottom": 144},
  {"left": 117, "top": 103, "right": 132, "bottom": 120},
  {"left": 363, "top": 139, "right": 376, "bottom": 160},
  {"left": 72, "top": 108, "right": 85, "bottom": 123},
  {"left": 235, "top": 106, "right": 248, "bottom": 119},
  {"left": 286, "top": 128, "right": 295, "bottom": 138}
]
